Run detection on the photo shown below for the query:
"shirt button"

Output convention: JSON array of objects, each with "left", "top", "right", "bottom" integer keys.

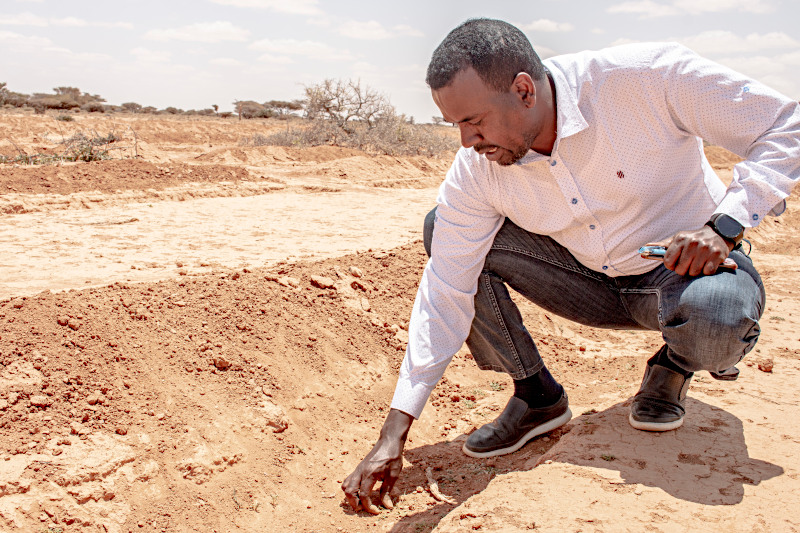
[
  {"left": 602, "top": 266, "right": 608, "bottom": 270},
  {"left": 753, "top": 214, "right": 759, "bottom": 220},
  {"left": 589, "top": 224, "right": 596, "bottom": 230},
  {"left": 550, "top": 160, "right": 557, "bottom": 166},
  {"left": 571, "top": 198, "right": 578, "bottom": 205}
]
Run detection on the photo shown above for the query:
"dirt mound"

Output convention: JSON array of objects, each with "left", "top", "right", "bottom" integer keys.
[{"left": 1, "top": 159, "right": 250, "bottom": 196}]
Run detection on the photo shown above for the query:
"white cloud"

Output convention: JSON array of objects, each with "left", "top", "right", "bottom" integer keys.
[
  {"left": 671, "top": 0, "right": 774, "bottom": 14},
  {"left": 144, "top": 21, "right": 249, "bottom": 43},
  {"left": 0, "top": 12, "right": 132, "bottom": 28},
  {"left": 607, "top": 0, "right": 775, "bottom": 18},
  {"left": 336, "top": 20, "right": 423, "bottom": 40},
  {"left": 51, "top": 17, "right": 133, "bottom": 29},
  {"left": 44, "top": 46, "right": 112, "bottom": 63},
  {"left": 533, "top": 45, "right": 559, "bottom": 59},
  {"left": 678, "top": 31, "right": 799, "bottom": 56},
  {"left": 0, "top": 12, "right": 47, "bottom": 26},
  {"left": 210, "top": 57, "right": 246, "bottom": 67},
  {"left": 519, "top": 19, "right": 575, "bottom": 33},
  {"left": 131, "top": 46, "right": 171, "bottom": 63},
  {"left": 0, "top": 29, "right": 51, "bottom": 47},
  {"left": 256, "top": 53, "right": 293, "bottom": 64},
  {"left": 209, "top": 0, "right": 322, "bottom": 16},
  {"left": 338, "top": 20, "right": 391, "bottom": 40},
  {"left": 393, "top": 24, "right": 424, "bottom": 38},
  {"left": 249, "top": 38, "right": 354, "bottom": 61},
  {"left": 608, "top": 37, "right": 641, "bottom": 47}
]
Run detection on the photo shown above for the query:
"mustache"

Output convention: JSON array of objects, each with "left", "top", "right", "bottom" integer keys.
[{"left": 474, "top": 144, "right": 499, "bottom": 153}]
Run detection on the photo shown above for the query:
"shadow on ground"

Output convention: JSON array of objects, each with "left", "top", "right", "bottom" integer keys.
[{"left": 382, "top": 398, "right": 783, "bottom": 531}]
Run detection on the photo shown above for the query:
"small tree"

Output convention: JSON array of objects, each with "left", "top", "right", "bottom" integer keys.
[
  {"left": 121, "top": 102, "right": 143, "bottom": 113},
  {"left": 233, "top": 100, "right": 274, "bottom": 120},
  {"left": 264, "top": 99, "right": 303, "bottom": 119},
  {"left": 303, "top": 79, "right": 394, "bottom": 133}
]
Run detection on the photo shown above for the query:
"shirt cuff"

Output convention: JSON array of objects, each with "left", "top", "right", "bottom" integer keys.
[{"left": 390, "top": 376, "right": 435, "bottom": 420}]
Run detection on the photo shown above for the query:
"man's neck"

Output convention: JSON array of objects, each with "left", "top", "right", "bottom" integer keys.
[{"left": 531, "top": 70, "right": 558, "bottom": 157}]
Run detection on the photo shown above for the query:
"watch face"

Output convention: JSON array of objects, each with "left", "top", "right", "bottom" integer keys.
[{"left": 716, "top": 214, "right": 743, "bottom": 239}]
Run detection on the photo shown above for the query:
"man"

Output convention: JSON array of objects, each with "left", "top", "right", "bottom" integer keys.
[{"left": 342, "top": 18, "right": 800, "bottom": 514}]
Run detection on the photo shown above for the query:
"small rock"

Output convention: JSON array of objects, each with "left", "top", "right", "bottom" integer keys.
[
  {"left": 348, "top": 266, "right": 363, "bottom": 278},
  {"left": 0, "top": 400, "right": 8, "bottom": 410},
  {"left": 57, "top": 315, "right": 70, "bottom": 326},
  {"left": 277, "top": 276, "right": 300, "bottom": 288},
  {"left": 213, "top": 356, "right": 231, "bottom": 370},
  {"left": 758, "top": 359, "right": 774, "bottom": 373},
  {"left": 29, "top": 395, "right": 52, "bottom": 408},
  {"left": 70, "top": 422, "right": 89, "bottom": 435},
  {"left": 361, "top": 298, "right": 371, "bottom": 312},
  {"left": 68, "top": 318, "right": 81, "bottom": 331},
  {"left": 12, "top": 301, "right": 23, "bottom": 309},
  {"left": 86, "top": 391, "right": 103, "bottom": 405},
  {"left": 260, "top": 400, "right": 289, "bottom": 433},
  {"left": 116, "top": 427, "right": 128, "bottom": 435},
  {"left": 310, "top": 275, "right": 335, "bottom": 289}
]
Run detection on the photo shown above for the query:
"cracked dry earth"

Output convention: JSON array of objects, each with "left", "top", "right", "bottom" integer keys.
[{"left": 1, "top": 112, "right": 799, "bottom": 533}]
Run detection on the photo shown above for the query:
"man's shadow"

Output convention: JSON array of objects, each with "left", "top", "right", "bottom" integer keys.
[{"left": 384, "top": 398, "right": 783, "bottom": 532}]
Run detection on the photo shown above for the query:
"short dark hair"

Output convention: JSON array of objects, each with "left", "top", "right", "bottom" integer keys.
[{"left": 426, "top": 18, "right": 546, "bottom": 92}]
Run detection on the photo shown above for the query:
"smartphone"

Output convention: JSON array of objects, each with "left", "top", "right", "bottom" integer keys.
[
  {"left": 637, "top": 245, "right": 737, "bottom": 271},
  {"left": 639, "top": 245, "right": 667, "bottom": 260}
]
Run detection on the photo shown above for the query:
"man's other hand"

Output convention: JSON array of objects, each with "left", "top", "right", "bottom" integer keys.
[
  {"left": 341, "top": 408, "right": 414, "bottom": 514},
  {"left": 659, "top": 225, "right": 736, "bottom": 276}
]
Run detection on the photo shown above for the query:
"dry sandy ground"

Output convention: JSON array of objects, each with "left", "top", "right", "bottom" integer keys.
[{"left": 0, "top": 112, "right": 798, "bottom": 533}]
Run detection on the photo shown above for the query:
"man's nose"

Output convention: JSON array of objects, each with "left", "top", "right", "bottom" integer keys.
[{"left": 459, "top": 123, "right": 482, "bottom": 148}]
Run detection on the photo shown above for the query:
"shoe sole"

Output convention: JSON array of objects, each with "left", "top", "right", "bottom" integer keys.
[
  {"left": 628, "top": 413, "right": 684, "bottom": 432},
  {"left": 462, "top": 408, "right": 573, "bottom": 459}
]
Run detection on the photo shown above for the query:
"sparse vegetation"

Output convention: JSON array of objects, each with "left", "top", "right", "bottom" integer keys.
[
  {"left": 0, "top": 130, "right": 122, "bottom": 165},
  {"left": 245, "top": 78, "right": 459, "bottom": 156}
]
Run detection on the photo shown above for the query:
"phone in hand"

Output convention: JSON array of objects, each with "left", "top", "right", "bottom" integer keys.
[
  {"left": 637, "top": 245, "right": 737, "bottom": 271},
  {"left": 638, "top": 245, "right": 667, "bottom": 260}
]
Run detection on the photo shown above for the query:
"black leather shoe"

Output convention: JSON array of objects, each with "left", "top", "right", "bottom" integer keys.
[
  {"left": 629, "top": 363, "right": 693, "bottom": 432},
  {"left": 462, "top": 392, "right": 572, "bottom": 458}
]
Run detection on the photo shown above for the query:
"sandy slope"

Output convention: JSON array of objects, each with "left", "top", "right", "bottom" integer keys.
[{"left": 0, "top": 112, "right": 798, "bottom": 533}]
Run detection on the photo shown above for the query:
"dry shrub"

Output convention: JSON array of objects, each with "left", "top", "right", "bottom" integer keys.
[{"left": 246, "top": 116, "right": 459, "bottom": 157}]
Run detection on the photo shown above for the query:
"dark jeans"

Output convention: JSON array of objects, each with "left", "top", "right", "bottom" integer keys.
[{"left": 423, "top": 208, "right": 765, "bottom": 379}]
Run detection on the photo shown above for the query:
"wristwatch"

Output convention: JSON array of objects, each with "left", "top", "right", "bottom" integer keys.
[{"left": 706, "top": 213, "right": 744, "bottom": 246}]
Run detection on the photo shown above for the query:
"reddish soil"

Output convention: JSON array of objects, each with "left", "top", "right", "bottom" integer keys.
[{"left": 1, "top": 112, "right": 798, "bottom": 533}]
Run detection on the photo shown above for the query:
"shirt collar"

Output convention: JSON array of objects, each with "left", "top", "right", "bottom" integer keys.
[
  {"left": 514, "top": 64, "right": 589, "bottom": 165},
  {"left": 546, "top": 64, "right": 590, "bottom": 140}
]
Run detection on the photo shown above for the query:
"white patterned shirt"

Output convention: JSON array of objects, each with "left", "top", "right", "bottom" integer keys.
[{"left": 392, "top": 42, "right": 800, "bottom": 419}]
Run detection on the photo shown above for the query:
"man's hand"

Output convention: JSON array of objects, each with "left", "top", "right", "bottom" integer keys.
[
  {"left": 341, "top": 408, "right": 414, "bottom": 514},
  {"left": 656, "top": 225, "right": 736, "bottom": 276}
]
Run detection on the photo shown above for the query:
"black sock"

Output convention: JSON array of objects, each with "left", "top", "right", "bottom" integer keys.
[
  {"left": 653, "top": 346, "right": 693, "bottom": 377},
  {"left": 513, "top": 366, "right": 563, "bottom": 408}
]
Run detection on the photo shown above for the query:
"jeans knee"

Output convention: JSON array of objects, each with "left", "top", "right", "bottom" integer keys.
[
  {"left": 423, "top": 207, "right": 437, "bottom": 258},
  {"left": 664, "top": 280, "right": 762, "bottom": 370}
]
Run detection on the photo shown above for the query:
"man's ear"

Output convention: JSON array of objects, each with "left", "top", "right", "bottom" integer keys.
[{"left": 511, "top": 72, "right": 536, "bottom": 107}]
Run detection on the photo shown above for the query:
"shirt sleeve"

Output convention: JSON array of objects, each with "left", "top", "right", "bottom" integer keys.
[
  {"left": 390, "top": 151, "right": 504, "bottom": 419},
  {"left": 660, "top": 43, "right": 800, "bottom": 226}
]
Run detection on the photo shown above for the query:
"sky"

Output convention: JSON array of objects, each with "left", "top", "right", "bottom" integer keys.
[{"left": 1, "top": 0, "right": 799, "bottom": 122}]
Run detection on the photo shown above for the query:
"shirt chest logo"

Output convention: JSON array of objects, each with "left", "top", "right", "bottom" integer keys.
[{"left": 617, "top": 170, "right": 625, "bottom": 179}]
